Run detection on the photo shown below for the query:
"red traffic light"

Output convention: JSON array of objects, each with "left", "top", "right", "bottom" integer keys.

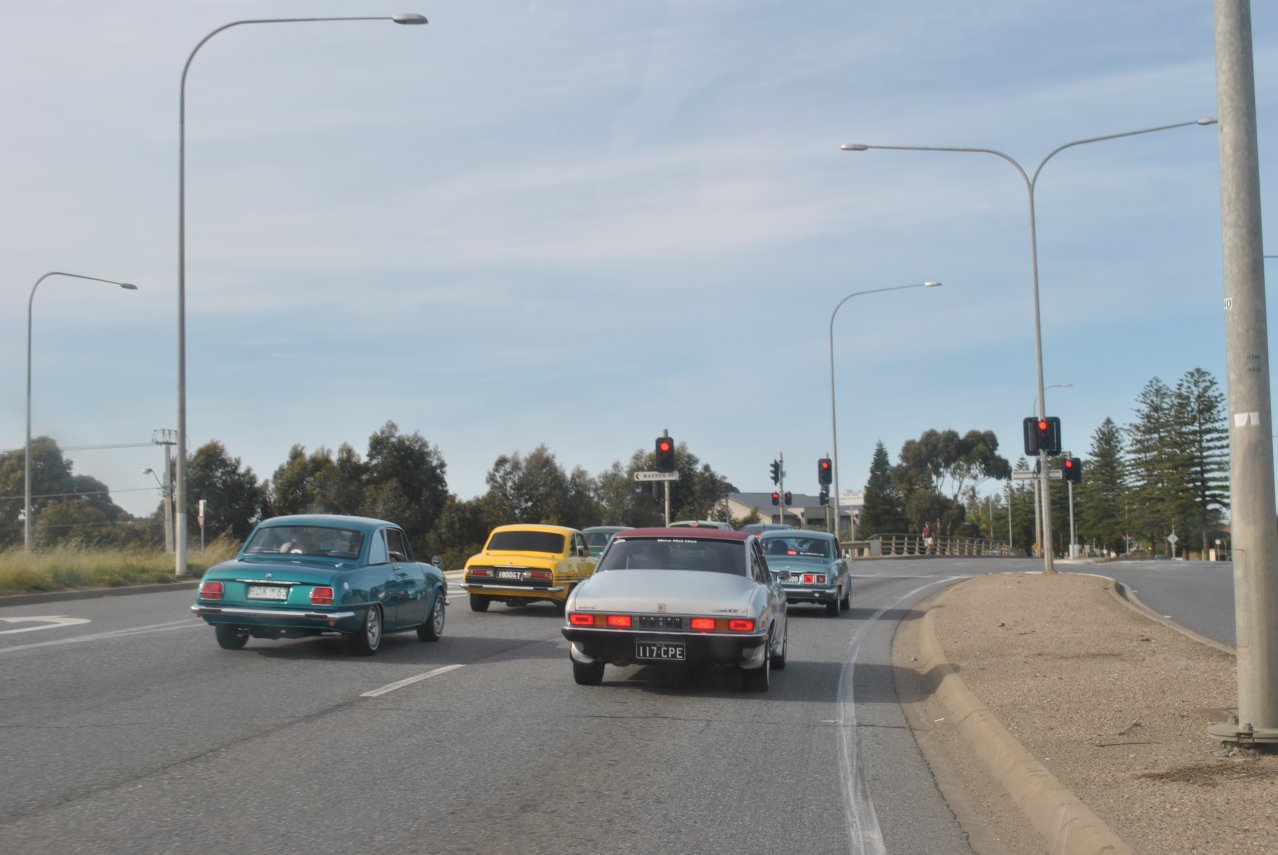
[
  {"left": 655, "top": 436, "right": 675, "bottom": 472},
  {"left": 818, "top": 457, "right": 832, "bottom": 486},
  {"left": 770, "top": 492, "right": 780, "bottom": 506}
]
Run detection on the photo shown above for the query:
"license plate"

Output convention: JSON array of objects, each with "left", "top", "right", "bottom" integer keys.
[
  {"left": 496, "top": 569, "right": 526, "bottom": 581},
  {"left": 247, "top": 585, "right": 289, "bottom": 601},
  {"left": 636, "top": 642, "right": 685, "bottom": 661}
]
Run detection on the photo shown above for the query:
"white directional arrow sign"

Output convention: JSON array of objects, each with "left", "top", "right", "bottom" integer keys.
[
  {"left": 634, "top": 471, "right": 679, "bottom": 482},
  {"left": 0, "top": 616, "right": 91, "bottom": 635}
]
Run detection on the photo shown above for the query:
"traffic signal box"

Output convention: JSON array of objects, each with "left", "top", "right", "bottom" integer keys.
[
  {"left": 818, "top": 457, "right": 832, "bottom": 486},
  {"left": 769, "top": 460, "right": 781, "bottom": 485},
  {"left": 1022, "top": 416, "right": 1062, "bottom": 456},
  {"left": 1062, "top": 456, "right": 1082, "bottom": 483},
  {"left": 655, "top": 436, "right": 675, "bottom": 472},
  {"left": 770, "top": 491, "right": 780, "bottom": 506},
  {"left": 784, "top": 491, "right": 792, "bottom": 506},
  {"left": 819, "top": 487, "right": 830, "bottom": 506}
]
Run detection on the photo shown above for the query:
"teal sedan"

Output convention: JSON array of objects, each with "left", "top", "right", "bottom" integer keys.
[
  {"left": 759, "top": 530, "right": 850, "bottom": 616},
  {"left": 190, "top": 514, "right": 447, "bottom": 655}
]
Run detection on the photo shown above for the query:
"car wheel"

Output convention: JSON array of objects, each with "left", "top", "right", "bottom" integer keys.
[
  {"left": 469, "top": 595, "right": 491, "bottom": 613},
  {"left": 348, "top": 606, "right": 383, "bottom": 655},
  {"left": 742, "top": 635, "right": 772, "bottom": 692},
  {"left": 418, "top": 591, "right": 446, "bottom": 642},
  {"left": 573, "top": 658, "right": 605, "bottom": 686},
  {"left": 771, "top": 622, "right": 788, "bottom": 670},
  {"left": 840, "top": 583, "right": 851, "bottom": 610},
  {"left": 826, "top": 596, "right": 841, "bottom": 617},
  {"left": 214, "top": 625, "right": 248, "bottom": 650}
]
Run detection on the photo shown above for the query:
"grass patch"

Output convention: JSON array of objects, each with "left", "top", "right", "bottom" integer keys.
[{"left": 0, "top": 540, "right": 238, "bottom": 596}]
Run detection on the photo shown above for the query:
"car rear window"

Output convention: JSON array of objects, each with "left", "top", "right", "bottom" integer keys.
[
  {"left": 597, "top": 538, "right": 744, "bottom": 575},
  {"left": 763, "top": 537, "right": 831, "bottom": 559},
  {"left": 244, "top": 526, "right": 364, "bottom": 559},
  {"left": 487, "top": 530, "right": 566, "bottom": 554}
]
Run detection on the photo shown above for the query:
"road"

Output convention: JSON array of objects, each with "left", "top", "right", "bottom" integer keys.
[{"left": 0, "top": 557, "right": 1233, "bottom": 855}]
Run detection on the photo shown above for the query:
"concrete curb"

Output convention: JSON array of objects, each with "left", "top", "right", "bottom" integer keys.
[
  {"left": 0, "top": 579, "right": 199, "bottom": 607},
  {"left": 917, "top": 606, "right": 1135, "bottom": 855}
]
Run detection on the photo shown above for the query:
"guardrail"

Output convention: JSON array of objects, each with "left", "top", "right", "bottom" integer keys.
[{"left": 843, "top": 533, "right": 1023, "bottom": 559}]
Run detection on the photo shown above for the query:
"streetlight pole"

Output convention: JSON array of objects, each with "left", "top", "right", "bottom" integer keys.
[
  {"left": 828, "top": 281, "right": 942, "bottom": 545},
  {"left": 842, "top": 117, "right": 1216, "bottom": 574},
  {"left": 26, "top": 272, "right": 137, "bottom": 551},
  {"left": 175, "top": 13, "right": 427, "bottom": 576}
]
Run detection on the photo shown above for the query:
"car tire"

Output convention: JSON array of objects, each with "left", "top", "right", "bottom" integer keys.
[
  {"left": 418, "top": 591, "right": 446, "bottom": 642},
  {"left": 348, "top": 606, "right": 383, "bottom": 655},
  {"left": 826, "top": 596, "right": 841, "bottom": 617},
  {"left": 572, "top": 659, "right": 605, "bottom": 686},
  {"left": 742, "top": 635, "right": 772, "bottom": 692},
  {"left": 469, "top": 595, "right": 491, "bottom": 613},
  {"left": 771, "top": 623, "right": 788, "bottom": 670},
  {"left": 840, "top": 584, "right": 851, "bottom": 610},
  {"left": 214, "top": 625, "right": 248, "bottom": 650}
]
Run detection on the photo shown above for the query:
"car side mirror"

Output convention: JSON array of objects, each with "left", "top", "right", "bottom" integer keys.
[
  {"left": 432, "top": 554, "right": 444, "bottom": 568},
  {"left": 389, "top": 550, "right": 405, "bottom": 562}
]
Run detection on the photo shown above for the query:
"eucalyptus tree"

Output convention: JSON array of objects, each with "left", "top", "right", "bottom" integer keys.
[
  {"left": 893, "top": 428, "right": 1011, "bottom": 533},
  {"left": 363, "top": 421, "right": 449, "bottom": 554},
  {"left": 185, "top": 440, "right": 267, "bottom": 544}
]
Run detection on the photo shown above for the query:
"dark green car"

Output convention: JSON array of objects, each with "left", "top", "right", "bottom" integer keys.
[{"left": 190, "top": 514, "right": 447, "bottom": 655}]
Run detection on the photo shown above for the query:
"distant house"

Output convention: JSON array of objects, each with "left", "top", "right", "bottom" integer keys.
[{"left": 725, "top": 491, "right": 864, "bottom": 534}]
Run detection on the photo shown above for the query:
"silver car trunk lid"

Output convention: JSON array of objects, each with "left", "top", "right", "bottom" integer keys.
[{"left": 576, "top": 569, "right": 756, "bottom": 615}]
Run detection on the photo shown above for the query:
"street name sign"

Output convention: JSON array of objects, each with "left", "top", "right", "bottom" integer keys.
[{"left": 634, "top": 471, "right": 679, "bottom": 482}]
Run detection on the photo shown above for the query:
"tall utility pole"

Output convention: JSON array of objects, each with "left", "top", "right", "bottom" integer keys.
[
  {"left": 1209, "top": 0, "right": 1278, "bottom": 746},
  {"left": 152, "top": 430, "right": 176, "bottom": 553}
]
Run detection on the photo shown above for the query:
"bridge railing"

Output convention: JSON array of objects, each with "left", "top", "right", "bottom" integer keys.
[{"left": 843, "top": 533, "right": 1023, "bottom": 559}]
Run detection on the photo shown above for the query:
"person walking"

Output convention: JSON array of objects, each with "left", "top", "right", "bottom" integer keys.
[{"left": 922, "top": 521, "right": 934, "bottom": 554}]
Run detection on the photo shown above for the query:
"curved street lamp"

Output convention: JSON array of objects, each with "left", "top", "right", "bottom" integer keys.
[
  {"left": 175, "top": 13, "right": 427, "bottom": 576},
  {"left": 828, "top": 281, "right": 942, "bottom": 543},
  {"left": 26, "top": 272, "right": 138, "bottom": 550},
  {"left": 841, "top": 117, "right": 1216, "bottom": 572}
]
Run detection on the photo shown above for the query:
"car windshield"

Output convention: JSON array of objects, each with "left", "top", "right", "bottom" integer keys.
[
  {"left": 243, "top": 525, "right": 364, "bottom": 560},
  {"left": 487, "top": 530, "right": 566, "bottom": 554},
  {"left": 584, "top": 531, "right": 614, "bottom": 548},
  {"left": 762, "top": 537, "right": 831, "bottom": 559},
  {"left": 597, "top": 537, "right": 744, "bottom": 575}
]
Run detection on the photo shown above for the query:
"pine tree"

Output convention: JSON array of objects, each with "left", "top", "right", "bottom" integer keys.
[
  {"left": 1077, "top": 418, "right": 1128, "bottom": 555},
  {"left": 1126, "top": 378, "right": 1185, "bottom": 554},
  {"left": 860, "top": 441, "right": 907, "bottom": 537},
  {"left": 1173, "top": 368, "right": 1230, "bottom": 554}
]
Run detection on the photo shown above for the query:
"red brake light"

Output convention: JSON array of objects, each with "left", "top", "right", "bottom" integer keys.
[
  {"left": 311, "top": 586, "right": 334, "bottom": 606},
  {"left": 803, "top": 574, "right": 814, "bottom": 585},
  {"left": 728, "top": 619, "right": 755, "bottom": 632},
  {"left": 530, "top": 570, "right": 552, "bottom": 580},
  {"left": 569, "top": 613, "right": 595, "bottom": 626},
  {"left": 468, "top": 567, "right": 490, "bottom": 577},
  {"left": 606, "top": 614, "right": 632, "bottom": 628},
  {"left": 200, "top": 581, "right": 223, "bottom": 600},
  {"left": 690, "top": 618, "right": 715, "bottom": 631}
]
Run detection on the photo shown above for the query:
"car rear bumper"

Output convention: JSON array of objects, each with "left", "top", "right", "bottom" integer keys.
[
  {"left": 782, "top": 585, "right": 838, "bottom": 604},
  {"left": 562, "top": 627, "right": 768, "bottom": 669},
  {"left": 191, "top": 604, "right": 357, "bottom": 622}
]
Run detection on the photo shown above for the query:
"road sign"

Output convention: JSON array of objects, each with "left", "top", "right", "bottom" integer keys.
[
  {"left": 634, "top": 471, "right": 679, "bottom": 482},
  {"left": 1012, "top": 470, "right": 1062, "bottom": 481}
]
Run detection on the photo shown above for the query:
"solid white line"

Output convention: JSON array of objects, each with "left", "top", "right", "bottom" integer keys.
[
  {"left": 837, "top": 576, "right": 967, "bottom": 855},
  {"left": 360, "top": 664, "right": 465, "bottom": 697},
  {"left": 0, "top": 618, "right": 200, "bottom": 655}
]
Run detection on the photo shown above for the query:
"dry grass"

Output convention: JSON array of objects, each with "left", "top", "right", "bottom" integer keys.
[{"left": 0, "top": 539, "right": 238, "bottom": 595}]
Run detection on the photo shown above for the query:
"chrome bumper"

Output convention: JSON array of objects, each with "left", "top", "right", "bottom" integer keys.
[
  {"left": 191, "top": 604, "right": 356, "bottom": 621},
  {"left": 461, "top": 582, "right": 565, "bottom": 593}
]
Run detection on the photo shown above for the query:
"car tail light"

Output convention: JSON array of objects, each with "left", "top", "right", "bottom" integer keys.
[
  {"left": 816, "top": 574, "right": 827, "bottom": 585},
  {"left": 606, "top": 614, "right": 632, "bottom": 628},
  {"left": 690, "top": 618, "right": 715, "bottom": 631},
  {"left": 311, "top": 586, "right": 335, "bottom": 606},
  {"left": 199, "top": 581, "right": 223, "bottom": 600},
  {"left": 468, "top": 567, "right": 490, "bottom": 577},
  {"left": 803, "top": 574, "right": 814, "bottom": 585},
  {"left": 568, "top": 613, "right": 595, "bottom": 626},
  {"left": 728, "top": 619, "right": 756, "bottom": 632},
  {"left": 530, "top": 570, "right": 552, "bottom": 580}
]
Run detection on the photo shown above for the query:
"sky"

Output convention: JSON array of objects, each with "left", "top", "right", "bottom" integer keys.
[{"left": 1, "top": 0, "right": 1273, "bottom": 520}]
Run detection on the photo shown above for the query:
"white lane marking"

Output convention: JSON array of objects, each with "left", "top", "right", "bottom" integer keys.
[
  {"left": 361, "top": 664, "right": 466, "bottom": 697},
  {"left": 0, "top": 618, "right": 199, "bottom": 655},
  {"left": 0, "top": 616, "right": 92, "bottom": 635},
  {"left": 838, "top": 576, "right": 967, "bottom": 855}
]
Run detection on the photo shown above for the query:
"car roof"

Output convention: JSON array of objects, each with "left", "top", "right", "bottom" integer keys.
[
  {"left": 255, "top": 514, "right": 394, "bottom": 533},
  {"left": 489, "top": 523, "right": 581, "bottom": 535},
  {"left": 616, "top": 527, "right": 749, "bottom": 542},
  {"left": 583, "top": 525, "right": 628, "bottom": 532},
  {"left": 760, "top": 529, "right": 836, "bottom": 541}
]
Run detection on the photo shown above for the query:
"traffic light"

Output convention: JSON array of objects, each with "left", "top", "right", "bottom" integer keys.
[
  {"left": 655, "top": 436, "right": 675, "bottom": 472},
  {"left": 769, "top": 459, "right": 781, "bottom": 485},
  {"left": 1022, "top": 416, "right": 1061, "bottom": 456},
  {"left": 819, "top": 487, "right": 829, "bottom": 506},
  {"left": 770, "top": 491, "right": 780, "bottom": 506},
  {"left": 784, "top": 491, "right": 792, "bottom": 506},
  {"left": 1062, "top": 456, "right": 1082, "bottom": 483},
  {"left": 818, "top": 457, "right": 832, "bottom": 486}
]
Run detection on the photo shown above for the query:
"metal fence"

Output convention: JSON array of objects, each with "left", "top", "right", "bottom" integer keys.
[{"left": 843, "top": 533, "right": 1023, "bottom": 559}]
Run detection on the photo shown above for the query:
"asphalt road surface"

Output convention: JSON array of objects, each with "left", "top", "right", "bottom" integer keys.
[{"left": 0, "top": 557, "right": 1233, "bottom": 855}]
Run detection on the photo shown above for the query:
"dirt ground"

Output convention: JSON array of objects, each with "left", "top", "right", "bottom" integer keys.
[{"left": 893, "top": 571, "right": 1278, "bottom": 855}]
